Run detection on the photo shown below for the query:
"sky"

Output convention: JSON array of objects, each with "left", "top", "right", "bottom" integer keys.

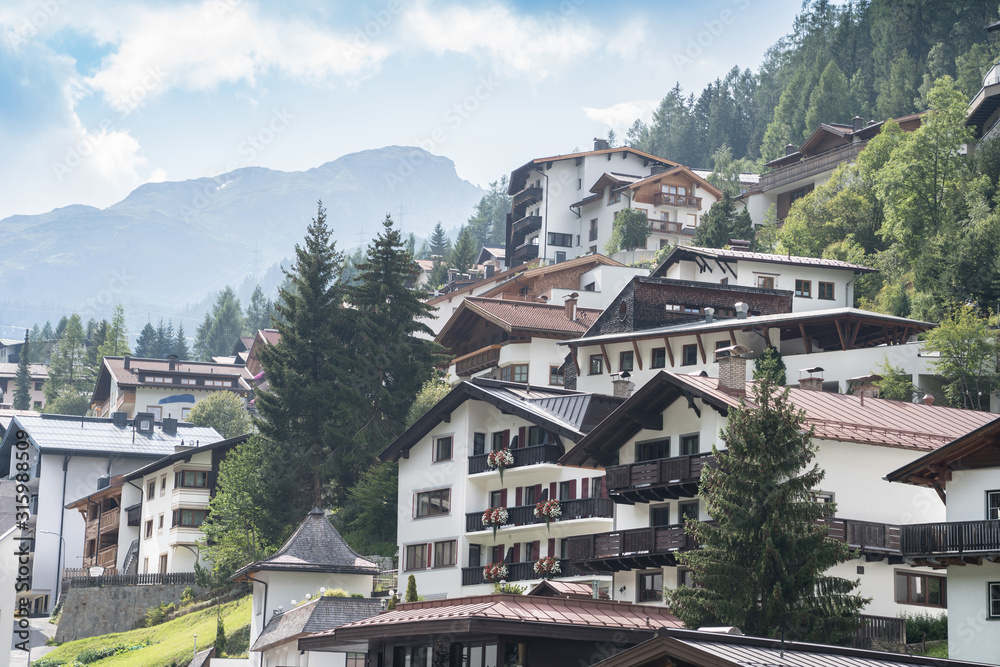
[{"left": 0, "top": 0, "right": 804, "bottom": 222}]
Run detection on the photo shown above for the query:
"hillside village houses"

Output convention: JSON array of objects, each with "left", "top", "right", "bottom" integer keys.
[
  {"left": 0, "top": 412, "right": 222, "bottom": 614},
  {"left": 0, "top": 362, "right": 48, "bottom": 410}
]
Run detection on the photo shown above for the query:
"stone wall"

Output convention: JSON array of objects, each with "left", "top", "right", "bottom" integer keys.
[{"left": 55, "top": 583, "right": 194, "bottom": 642}]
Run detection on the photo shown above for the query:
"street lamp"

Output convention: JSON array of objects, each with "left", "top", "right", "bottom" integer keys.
[{"left": 193, "top": 633, "right": 197, "bottom": 664}]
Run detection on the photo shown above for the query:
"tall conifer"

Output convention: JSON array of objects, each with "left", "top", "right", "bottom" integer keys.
[{"left": 12, "top": 331, "right": 32, "bottom": 410}]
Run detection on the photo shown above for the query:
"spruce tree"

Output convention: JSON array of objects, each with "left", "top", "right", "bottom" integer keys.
[
  {"left": 12, "top": 331, "right": 32, "bottom": 410},
  {"left": 694, "top": 193, "right": 754, "bottom": 249},
  {"left": 245, "top": 285, "right": 274, "bottom": 334},
  {"left": 428, "top": 222, "right": 451, "bottom": 260},
  {"left": 450, "top": 226, "right": 478, "bottom": 274},
  {"left": 45, "top": 314, "right": 93, "bottom": 404},
  {"left": 405, "top": 574, "right": 418, "bottom": 602},
  {"left": 97, "top": 304, "right": 130, "bottom": 360},
  {"left": 135, "top": 323, "right": 158, "bottom": 358},
  {"left": 207, "top": 287, "right": 244, "bottom": 358},
  {"left": 671, "top": 377, "right": 868, "bottom": 643},
  {"left": 255, "top": 201, "right": 359, "bottom": 510},
  {"left": 753, "top": 346, "right": 787, "bottom": 385},
  {"left": 194, "top": 313, "right": 213, "bottom": 361},
  {"left": 173, "top": 324, "right": 190, "bottom": 360}
]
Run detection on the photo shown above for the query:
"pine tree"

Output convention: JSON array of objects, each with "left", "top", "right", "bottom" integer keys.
[
  {"left": 255, "top": 201, "right": 359, "bottom": 510},
  {"left": 40, "top": 321, "right": 53, "bottom": 342},
  {"left": 214, "top": 611, "right": 227, "bottom": 657},
  {"left": 428, "top": 222, "right": 451, "bottom": 260},
  {"left": 194, "top": 313, "right": 213, "bottom": 361},
  {"left": 805, "top": 61, "right": 851, "bottom": 131},
  {"left": 671, "top": 377, "right": 868, "bottom": 643},
  {"left": 245, "top": 285, "right": 274, "bottom": 333},
  {"left": 97, "top": 304, "right": 130, "bottom": 360},
  {"left": 207, "top": 287, "right": 244, "bottom": 359},
  {"left": 450, "top": 226, "right": 478, "bottom": 274},
  {"left": 173, "top": 324, "right": 191, "bottom": 360},
  {"left": 753, "top": 346, "right": 787, "bottom": 385},
  {"left": 405, "top": 574, "right": 418, "bottom": 602},
  {"left": 135, "top": 323, "right": 158, "bottom": 357},
  {"left": 86, "top": 320, "right": 108, "bottom": 367},
  {"left": 155, "top": 320, "right": 170, "bottom": 358},
  {"left": 12, "top": 330, "right": 32, "bottom": 410},
  {"left": 694, "top": 193, "right": 755, "bottom": 249},
  {"left": 466, "top": 176, "right": 512, "bottom": 246},
  {"left": 45, "top": 314, "right": 93, "bottom": 404}
]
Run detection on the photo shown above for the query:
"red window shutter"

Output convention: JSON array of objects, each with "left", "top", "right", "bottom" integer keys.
[
  {"left": 496, "top": 544, "right": 505, "bottom": 563},
  {"left": 512, "top": 543, "right": 520, "bottom": 563},
  {"left": 547, "top": 538, "right": 556, "bottom": 557},
  {"left": 503, "top": 429, "right": 510, "bottom": 448},
  {"left": 535, "top": 484, "right": 542, "bottom": 501},
  {"left": 500, "top": 488, "right": 508, "bottom": 507},
  {"left": 581, "top": 478, "right": 589, "bottom": 499},
  {"left": 515, "top": 487, "right": 522, "bottom": 507},
  {"left": 427, "top": 543, "right": 432, "bottom": 568},
  {"left": 532, "top": 540, "right": 540, "bottom": 561},
  {"left": 549, "top": 482, "right": 557, "bottom": 500},
  {"left": 518, "top": 426, "right": 526, "bottom": 448},
  {"left": 568, "top": 480, "right": 577, "bottom": 500}
]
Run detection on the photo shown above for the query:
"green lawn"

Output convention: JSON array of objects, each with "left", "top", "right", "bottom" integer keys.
[
  {"left": 41, "top": 594, "right": 251, "bottom": 666},
  {"left": 915, "top": 642, "right": 948, "bottom": 658}
]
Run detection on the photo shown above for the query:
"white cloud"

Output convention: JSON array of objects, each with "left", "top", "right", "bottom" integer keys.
[
  {"left": 402, "top": 1, "right": 598, "bottom": 81},
  {"left": 148, "top": 168, "right": 168, "bottom": 183},
  {"left": 84, "top": 2, "right": 389, "bottom": 113},
  {"left": 583, "top": 99, "right": 659, "bottom": 134}
]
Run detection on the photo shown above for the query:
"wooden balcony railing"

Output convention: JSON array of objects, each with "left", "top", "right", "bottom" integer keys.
[
  {"left": 605, "top": 453, "right": 714, "bottom": 503},
  {"left": 468, "top": 443, "right": 563, "bottom": 475},
  {"left": 512, "top": 185, "right": 543, "bottom": 209},
  {"left": 901, "top": 519, "right": 1000, "bottom": 556},
  {"left": 650, "top": 220, "right": 683, "bottom": 234},
  {"left": 465, "top": 497, "right": 615, "bottom": 532},
  {"left": 759, "top": 142, "right": 864, "bottom": 191},
  {"left": 821, "top": 517, "right": 900, "bottom": 553},
  {"left": 461, "top": 558, "right": 578, "bottom": 586},
  {"left": 511, "top": 214, "right": 542, "bottom": 245},
  {"left": 100, "top": 508, "right": 120, "bottom": 534},
  {"left": 654, "top": 192, "right": 702, "bottom": 208},
  {"left": 97, "top": 545, "right": 117, "bottom": 568},
  {"left": 512, "top": 241, "right": 539, "bottom": 262},
  {"left": 454, "top": 345, "right": 503, "bottom": 377},
  {"left": 85, "top": 521, "right": 99, "bottom": 541}
]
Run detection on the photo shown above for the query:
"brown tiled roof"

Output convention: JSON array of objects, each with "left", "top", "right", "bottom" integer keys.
[
  {"left": 104, "top": 357, "right": 245, "bottom": 382},
  {"left": 0, "top": 363, "right": 48, "bottom": 379},
  {"left": 527, "top": 580, "right": 596, "bottom": 598},
  {"left": 886, "top": 416, "right": 1000, "bottom": 488},
  {"left": 426, "top": 262, "right": 538, "bottom": 306},
  {"left": 259, "top": 329, "right": 281, "bottom": 345},
  {"left": 458, "top": 298, "right": 600, "bottom": 336},
  {"left": 526, "top": 147, "right": 679, "bottom": 169},
  {"left": 303, "top": 593, "right": 682, "bottom": 642},
  {"left": 653, "top": 245, "right": 877, "bottom": 275},
  {"left": 627, "top": 165, "right": 723, "bottom": 199}
]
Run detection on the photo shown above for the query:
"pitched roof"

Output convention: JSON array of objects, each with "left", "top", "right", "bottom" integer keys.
[
  {"left": 508, "top": 148, "right": 679, "bottom": 194},
  {"left": 231, "top": 508, "right": 378, "bottom": 580},
  {"left": 439, "top": 297, "right": 600, "bottom": 343},
  {"left": 626, "top": 165, "right": 723, "bottom": 199},
  {"left": 426, "top": 261, "right": 540, "bottom": 306},
  {"left": 298, "top": 593, "right": 683, "bottom": 648},
  {"left": 562, "top": 372, "right": 997, "bottom": 466},
  {"left": 252, "top": 596, "right": 381, "bottom": 653},
  {"left": 886, "top": 415, "right": 1000, "bottom": 489},
  {"left": 91, "top": 356, "right": 252, "bottom": 404},
  {"left": 378, "top": 378, "right": 624, "bottom": 462},
  {"left": 652, "top": 246, "right": 877, "bottom": 277},
  {"left": 121, "top": 433, "right": 250, "bottom": 482},
  {"left": 526, "top": 580, "right": 596, "bottom": 599},
  {"left": 0, "top": 363, "right": 48, "bottom": 379},
  {"left": 0, "top": 413, "right": 223, "bottom": 461}
]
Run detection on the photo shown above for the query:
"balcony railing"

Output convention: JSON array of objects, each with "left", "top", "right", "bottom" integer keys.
[
  {"left": 465, "top": 497, "right": 615, "bottom": 532},
  {"left": 653, "top": 192, "right": 702, "bottom": 208},
  {"left": 759, "top": 142, "right": 864, "bottom": 191},
  {"left": 512, "top": 186, "right": 543, "bottom": 210},
  {"left": 511, "top": 214, "right": 542, "bottom": 246},
  {"left": 605, "top": 453, "right": 714, "bottom": 503},
  {"left": 512, "top": 241, "right": 539, "bottom": 262},
  {"left": 568, "top": 524, "right": 693, "bottom": 573},
  {"left": 461, "top": 558, "right": 578, "bottom": 586},
  {"left": 101, "top": 508, "right": 120, "bottom": 534},
  {"left": 469, "top": 443, "right": 563, "bottom": 475},
  {"left": 821, "top": 517, "right": 901, "bottom": 553},
  {"left": 649, "top": 220, "right": 683, "bottom": 234},
  {"left": 454, "top": 344, "right": 503, "bottom": 377},
  {"left": 901, "top": 519, "right": 1000, "bottom": 556}
]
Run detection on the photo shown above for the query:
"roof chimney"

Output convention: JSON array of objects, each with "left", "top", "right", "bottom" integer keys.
[
  {"left": 852, "top": 115, "right": 864, "bottom": 132},
  {"left": 799, "top": 372, "right": 824, "bottom": 392},
  {"left": 167, "top": 354, "right": 178, "bottom": 371},
  {"left": 611, "top": 371, "right": 634, "bottom": 398},
  {"left": 728, "top": 239, "right": 751, "bottom": 251},
  {"left": 650, "top": 164, "right": 666, "bottom": 176},
  {"left": 123, "top": 355, "right": 131, "bottom": 370},
  {"left": 704, "top": 307, "right": 715, "bottom": 323},
  {"left": 564, "top": 292, "right": 579, "bottom": 322},
  {"left": 785, "top": 143, "right": 797, "bottom": 156},
  {"left": 848, "top": 374, "right": 883, "bottom": 405},
  {"left": 485, "top": 264, "right": 495, "bottom": 279},
  {"left": 734, "top": 302, "right": 749, "bottom": 320},
  {"left": 594, "top": 138, "right": 610, "bottom": 151},
  {"left": 715, "top": 345, "right": 750, "bottom": 396},
  {"left": 111, "top": 411, "right": 128, "bottom": 428},
  {"left": 162, "top": 417, "right": 177, "bottom": 435}
]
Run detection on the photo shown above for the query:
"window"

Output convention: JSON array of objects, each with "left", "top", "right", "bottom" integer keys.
[
  {"left": 147, "top": 481, "right": 156, "bottom": 500},
  {"left": 406, "top": 543, "right": 428, "bottom": 570},
  {"left": 589, "top": 218, "right": 598, "bottom": 241},
  {"left": 491, "top": 432, "right": 506, "bottom": 452},
  {"left": 681, "top": 344, "right": 698, "bottom": 366},
  {"left": 147, "top": 406, "right": 162, "bottom": 420},
  {"left": 619, "top": 351, "right": 634, "bottom": 372},
  {"left": 589, "top": 355, "right": 603, "bottom": 375},
  {"left": 143, "top": 557, "right": 149, "bottom": 574},
  {"left": 433, "top": 436, "right": 452, "bottom": 462},
  {"left": 181, "top": 408, "right": 192, "bottom": 421},
  {"left": 549, "top": 365, "right": 565, "bottom": 386},
  {"left": 204, "top": 379, "right": 232, "bottom": 387},
  {"left": 523, "top": 485, "right": 537, "bottom": 505},
  {"left": 33, "top": 401, "right": 41, "bottom": 408},
  {"left": 638, "top": 571, "right": 663, "bottom": 602},
  {"left": 810, "top": 490, "right": 835, "bottom": 517},
  {"left": 160, "top": 475, "right": 167, "bottom": 496},
  {"left": 500, "top": 364, "right": 528, "bottom": 383},
  {"left": 756, "top": 275, "right": 775, "bottom": 289},
  {"left": 558, "top": 481, "right": 571, "bottom": 501},
  {"left": 157, "top": 514, "right": 164, "bottom": 533},
  {"left": 473, "top": 432, "right": 486, "bottom": 456},
  {"left": 175, "top": 470, "right": 208, "bottom": 488},
  {"left": 469, "top": 544, "right": 482, "bottom": 568},
  {"left": 434, "top": 540, "right": 457, "bottom": 568},
  {"left": 346, "top": 653, "right": 366, "bottom": 667},
  {"left": 795, "top": 279, "right": 812, "bottom": 298},
  {"left": 895, "top": 571, "right": 946, "bottom": 607},
  {"left": 144, "top": 519, "right": 153, "bottom": 539},
  {"left": 527, "top": 426, "right": 553, "bottom": 447},
  {"left": 818, "top": 282, "right": 835, "bottom": 300},
  {"left": 159, "top": 554, "right": 168, "bottom": 574},
  {"left": 990, "top": 582, "right": 1000, "bottom": 619},
  {"left": 989, "top": 491, "right": 1000, "bottom": 519},
  {"left": 591, "top": 477, "right": 603, "bottom": 499},
  {"left": 415, "top": 488, "right": 451, "bottom": 518},
  {"left": 147, "top": 376, "right": 170, "bottom": 384},
  {"left": 34, "top": 381, "right": 43, "bottom": 391},
  {"left": 555, "top": 251, "right": 567, "bottom": 263},
  {"left": 651, "top": 347, "right": 666, "bottom": 369},
  {"left": 619, "top": 302, "right": 629, "bottom": 321},
  {"left": 489, "top": 489, "right": 503, "bottom": 507},
  {"left": 679, "top": 434, "right": 699, "bottom": 456},
  {"left": 522, "top": 541, "right": 537, "bottom": 562},
  {"left": 180, "top": 378, "right": 197, "bottom": 385},
  {"left": 678, "top": 568, "right": 697, "bottom": 589},
  {"left": 679, "top": 501, "right": 699, "bottom": 522},
  {"left": 636, "top": 438, "right": 670, "bottom": 462},
  {"left": 547, "top": 232, "right": 573, "bottom": 247},
  {"left": 608, "top": 190, "right": 621, "bottom": 205},
  {"left": 651, "top": 505, "right": 671, "bottom": 527},
  {"left": 172, "top": 509, "right": 207, "bottom": 527}
]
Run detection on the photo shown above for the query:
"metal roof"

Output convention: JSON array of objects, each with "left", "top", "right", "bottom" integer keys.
[
  {"left": 252, "top": 596, "right": 381, "bottom": 653},
  {"left": 653, "top": 246, "right": 877, "bottom": 277}
]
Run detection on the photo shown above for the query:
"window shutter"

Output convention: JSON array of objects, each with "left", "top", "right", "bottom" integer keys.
[
  {"left": 581, "top": 478, "right": 589, "bottom": 499},
  {"left": 512, "top": 543, "right": 520, "bottom": 563},
  {"left": 549, "top": 482, "right": 557, "bottom": 499},
  {"left": 502, "top": 429, "right": 510, "bottom": 448},
  {"left": 518, "top": 426, "right": 526, "bottom": 448},
  {"left": 547, "top": 538, "right": 556, "bottom": 557},
  {"left": 498, "top": 544, "right": 506, "bottom": 563},
  {"left": 532, "top": 540, "right": 540, "bottom": 561},
  {"left": 535, "top": 484, "right": 542, "bottom": 502},
  {"left": 174, "top": 472, "right": 181, "bottom": 487},
  {"left": 515, "top": 487, "right": 522, "bottom": 506},
  {"left": 427, "top": 543, "right": 432, "bottom": 568},
  {"left": 568, "top": 480, "right": 577, "bottom": 500},
  {"left": 500, "top": 488, "right": 508, "bottom": 507}
]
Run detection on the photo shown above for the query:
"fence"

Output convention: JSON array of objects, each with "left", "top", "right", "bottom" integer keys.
[{"left": 65, "top": 572, "right": 196, "bottom": 589}]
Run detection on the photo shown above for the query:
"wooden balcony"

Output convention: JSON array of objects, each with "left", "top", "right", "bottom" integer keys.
[
  {"left": 653, "top": 192, "right": 702, "bottom": 208},
  {"left": 461, "top": 558, "right": 578, "bottom": 586},
  {"left": 605, "top": 453, "right": 714, "bottom": 504},
  {"left": 759, "top": 142, "right": 863, "bottom": 191},
  {"left": 512, "top": 241, "right": 539, "bottom": 262},
  {"left": 465, "top": 497, "right": 615, "bottom": 532},
  {"left": 649, "top": 220, "right": 683, "bottom": 235},
  {"left": 101, "top": 508, "right": 120, "bottom": 534},
  {"left": 511, "top": 214, "right": 542, "bottom": 246},
  {"left": 82, "top": 545, "right": 118, "bottom": 573},
  {"left": 821, "top": 518, "right": 902, "bottom": 560},
  {"left": 568, "top": 524, "right": 693, "bottom": 573},
  {"left": 85, "top": 521, "right": 99, "bottom": 541},
  {"left": 454, "top": 344, "right": 503, "bottom": 377},
  {"left": 469, "top": 443, "right": 563, "bottom": 475},
  {"left": 512, "top": 185, "right": 543, "bottom": 210},
  {"left": 901, "top": 519, "right": 1000, "bottom": 565}
]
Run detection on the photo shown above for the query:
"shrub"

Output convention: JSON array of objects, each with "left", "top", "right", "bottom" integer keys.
[
  {"left": 405, "top": 574, "right": 418, "bottom": 602},
  {"left": 180, "top": 587, "right": 197, "bottom": 606},
  {"left": 214, "top": 612, "right": 227, "bottom": 657},
  {"left": 145, "top": 601, "right": 177, "bottom": 627},
  {"left": 902, "top": 611, "right": 947, "bottom": 643}
]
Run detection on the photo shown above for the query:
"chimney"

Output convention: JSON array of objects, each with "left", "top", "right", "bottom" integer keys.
[
  {"left": 564, "top": 292, "right": 579, "bottom": 321},
  {"left": 922, "top": 394, "right": 935, "bottom": 405},
  {"left": 447, "top": 268, "right": 458, "bottom": 283},
  {"left": 123, "top": 355, "right": 131, "bottom": 370},
  {"left": 167, "top": 354, "right": 178, "bottom": 371},
  {"left": 611, "top": 372, "right": 635, "bottom": 398},
  {"left": 729, "top": 239, "right": 751, "bottom": 251},
  {"left": 715, "top": 344, "right": 750, "bottom": 395},
  {"left": 704, "top": 307, "right": 715, "bottom": 323},
  {"left": 798, "top": 366, "right": 824, "bottom": 392},
  {"left": 785, "top": 143, "right": 797, "bottom": 156},
  {"left": 485, "top": 264, "right": 495, "bottom": 279},
  {"left": 97, "top": 475, "right": 110, "bottom": 491},
  {"left": 162, "top": 417, "right": 177, "bottom": 435},
  {"left": 852, "top": 115, "right": 864, "bottom": 132},
  {"left": 594, "top": 138, "right": 610, "bottom": 151},
  {"left": 734, "top": 302, "right": 749, "bottom": 320},
  {"left": 650, "top": 164, "right": 666, "bottom": 176},
  {"left": 111, "top": 411, "right": 128, "bottom": 428},
  {"left": 848, "top": 374, "right": 883, "bottom": 405}
]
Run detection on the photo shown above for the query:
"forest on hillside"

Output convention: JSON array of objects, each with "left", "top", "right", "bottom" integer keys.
[{"left": 623, "top": 0, "right": 1000, "bottom": 168}]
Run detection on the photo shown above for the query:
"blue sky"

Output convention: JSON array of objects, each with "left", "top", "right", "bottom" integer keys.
[{"left": 0, "top": 0, "right": 803, "bottom": 222}]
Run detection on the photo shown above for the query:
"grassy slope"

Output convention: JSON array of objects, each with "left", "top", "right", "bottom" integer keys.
[{"left": 43, "top": 594, "right": 251, "bottom": 666}]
